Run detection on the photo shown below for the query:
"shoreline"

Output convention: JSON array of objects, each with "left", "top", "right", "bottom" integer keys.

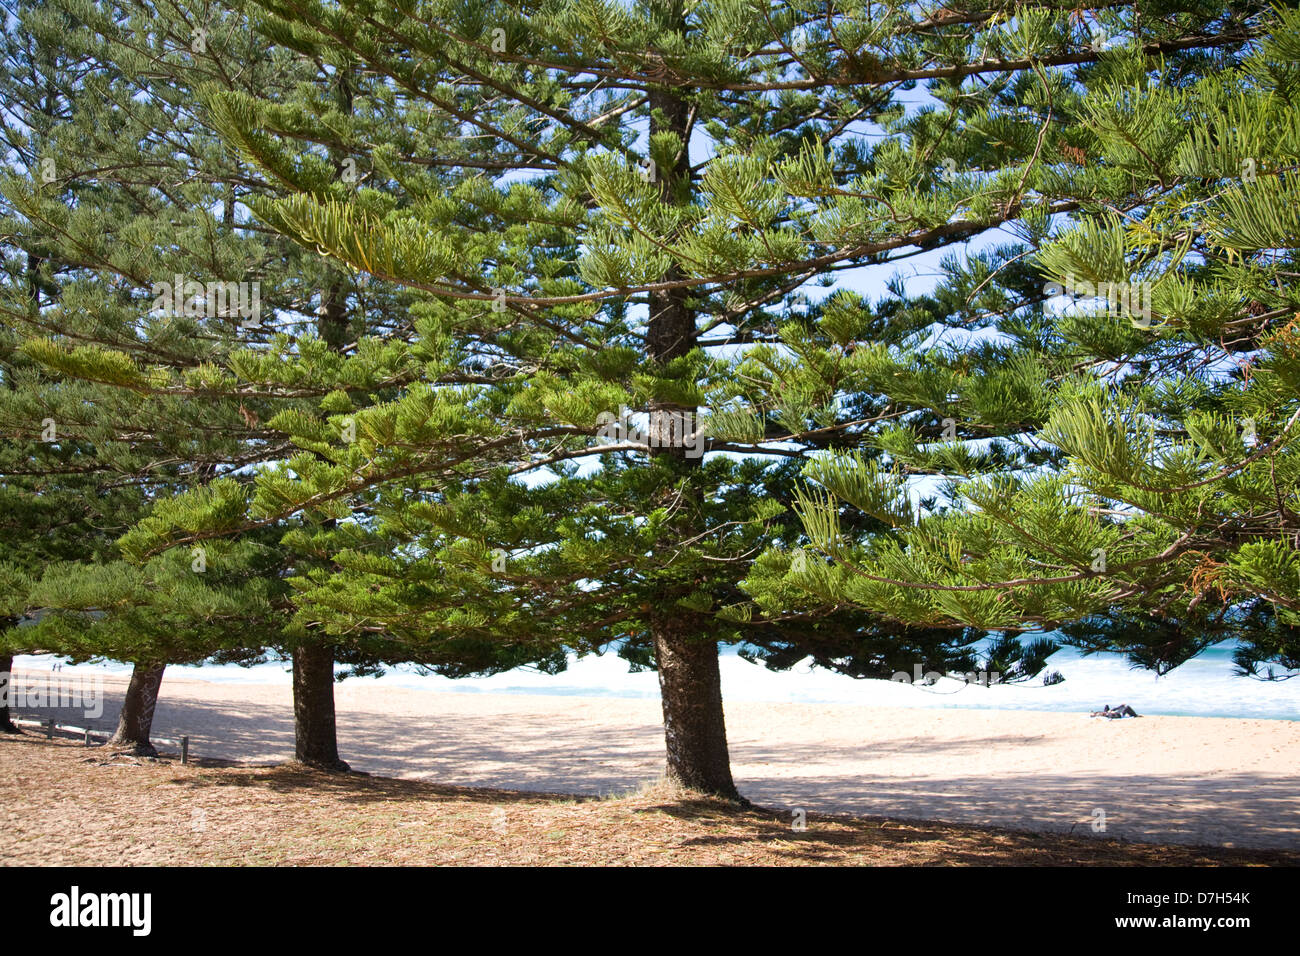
[
  {"left": 11, "top": 655, "right": 1300, "bottom": 722},
  {"left": 11, "top": 665, "right": 1299, "bottom": 722}
]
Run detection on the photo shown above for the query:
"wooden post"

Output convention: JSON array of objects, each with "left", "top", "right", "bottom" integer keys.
[
  {"left": 181, "top": 735, "right": 189, "bottom": 765},
  {"left": 84, "top": 728, "right": 91, "bottom": 746}
]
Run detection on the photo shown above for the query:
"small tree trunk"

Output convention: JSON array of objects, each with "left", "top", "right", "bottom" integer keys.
[
  {"left": 652, "top": 612, "right": 741, "bottom": 800},
  {"left": 292, "top": 643, "right": 348, "bottom": 771},
  {"left": 107, "top": 662, "right": 165, "bottom": 756},
  {"left": 0, "top": 654, "right": 19, "bottom": 733}
]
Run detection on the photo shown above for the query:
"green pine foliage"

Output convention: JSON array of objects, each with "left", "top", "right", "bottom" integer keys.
[
  {"left": 2, "top": 0, "right": 1287, "bottom": 793},
  {"left": 130, "top": 0, "right": 1274, "bottom": 792},
  {"left": 784, "top": 5, "right": 1300, "bottom": 680}
]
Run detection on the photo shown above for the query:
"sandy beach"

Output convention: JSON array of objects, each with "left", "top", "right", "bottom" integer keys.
[{"left": 10, "top": 668, "right": 1300, "bottom": 851}]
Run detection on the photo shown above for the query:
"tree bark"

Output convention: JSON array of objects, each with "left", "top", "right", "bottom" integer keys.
[
  {"left": 0, "top": 654, "right": 19, "bottom": 733},
  {"left": 292, "top": 643, "right": 349, "bottom": 771},
  {"left": 641, "top": 0, "right": 741, "bottom": 801},
  {"left": 652, "top": 612, "right": 740, "bottom": 799},
  {"left": 291, "top": 277, "right": 349, "bottom": 771},
  {"left": 106, "top": 662, "right": 165, "bottom": 755}
]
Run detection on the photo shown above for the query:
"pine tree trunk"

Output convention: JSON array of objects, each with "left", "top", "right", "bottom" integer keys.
[
  {"left": 293, "top": 273, "right": 348, "bottom": 771},
  {"left": 641, "top": 0, "right": 740, "bottom": 802},
  {"left": 288, "top": 73, "right": 355, "bottom": 770},
  {"left": 652, "top": 612, "right": 739, "bottom": 799},
  {"left": 0, "top": 654, "right": 19, "bottom": 734},
  {"left": 292, "top": 643, "right": 348, "bottom": 771},
  {"left": 106, "top": 662, "right": 165, "bottom": 756},
  {"left": 293, "top": 275, "right": 349, "bottom": 771}
]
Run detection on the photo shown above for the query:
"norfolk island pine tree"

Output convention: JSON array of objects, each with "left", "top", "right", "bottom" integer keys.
[
  {"left": 5, "top": 0, "right": 576, "bottom": 763},
  {"left": 0, "top": 0, "right": 189, "bottom": 746},
  {"left": 0, "top": 0, "right": 483, "bottom": 761},
  {"left": 773, "top": 7, "right": 1300, "bottom": 683},
  {"left": 174, "top": 1, "right": 1262, "bottom": 799},
  {"left": 0, "top": 0, "right": 302, "bottom": 752}
]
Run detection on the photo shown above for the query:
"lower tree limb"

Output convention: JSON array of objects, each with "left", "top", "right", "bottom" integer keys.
[{"left": 292, "top": 642, "right": 349, "bottom": 771}]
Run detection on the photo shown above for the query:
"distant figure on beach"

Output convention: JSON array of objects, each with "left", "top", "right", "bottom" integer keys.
[{"left": 1091, "top": 704, "right": 1140, "bottom": 718}]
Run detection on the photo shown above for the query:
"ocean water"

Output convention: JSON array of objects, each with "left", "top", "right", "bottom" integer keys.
[{"left": 14, "top": 641, "right": 1300, "bottom": 721}]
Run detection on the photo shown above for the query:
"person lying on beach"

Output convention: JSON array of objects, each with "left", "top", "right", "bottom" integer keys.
[{"left": 1090, "top": 704, "right": 1140, "bottom": 718}]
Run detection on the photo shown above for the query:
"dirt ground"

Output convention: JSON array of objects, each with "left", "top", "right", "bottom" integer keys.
[
  {"left": 12, "top": 669, "right": 1300, "bottom": 850},
  {"left": 2, "top": 732, "right": 1296, "bottom": 866}
]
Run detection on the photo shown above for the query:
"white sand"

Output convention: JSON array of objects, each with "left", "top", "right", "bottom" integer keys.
[{"left": 12, "top": 669, "right": 1300, "bottom": 850}]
